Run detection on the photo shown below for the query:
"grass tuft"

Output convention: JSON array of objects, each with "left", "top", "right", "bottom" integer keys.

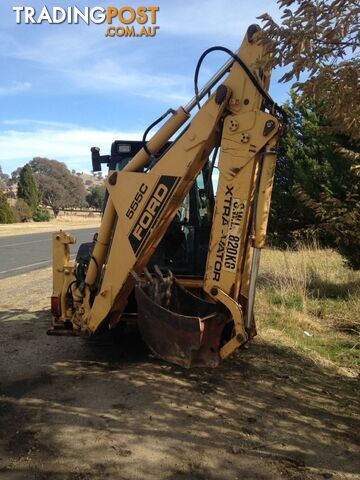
[{"left": 256, "top": 241, "right": 360, "bottom": 375}]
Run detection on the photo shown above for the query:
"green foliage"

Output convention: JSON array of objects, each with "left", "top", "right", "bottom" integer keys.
[
  {"left": 269, "top": 92, "right": 360, "bottom": 269},
  {"left": 296, "top": 189, "right": 360, "bottom": 270},
  {"left": 33, "top": 207, "right": 51, "bottom": 222},
  {"left": 0, "top": 191, "right": 15, "bottom": 223},
  {"left": 259, "top": 0, "right": 359, "bottom": 140},
  {"left": 259, "top": 1, "right": 360, "bottom": 266},
  {"left": 13, "top": 198, "right": 33, "bottom": 222},
  {"left": 86, "top": 185, "right": 105, "bottom": 210},
  {"left": 270, "top": 93, "right": 331, "bottom": 241},
  {"left": 29, "top": 157, "right": 87, "bottom": 217},
  {"left": 17, "top": 164, "right": 40, "bottom": 212}
]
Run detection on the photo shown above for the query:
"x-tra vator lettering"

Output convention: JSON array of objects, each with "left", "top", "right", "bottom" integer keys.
[{"left": 13, "top": 6, "right": 159, "bottom": 25}]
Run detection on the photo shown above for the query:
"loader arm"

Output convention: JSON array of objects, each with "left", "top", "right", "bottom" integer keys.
[{"left": 51, "top": 24, "right": 283, "bottom": 367}]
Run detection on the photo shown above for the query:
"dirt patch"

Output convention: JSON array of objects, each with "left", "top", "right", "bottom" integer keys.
[
  {"left": 0, "top": 216, "right": 100, "bottom": 238},
  {"left": 0, "top": 269, "right": 359, "bottom": 480}
]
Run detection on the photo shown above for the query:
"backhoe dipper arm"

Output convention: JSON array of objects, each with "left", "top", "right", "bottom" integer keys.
[{"left": 202, "top": 33, "right": 281, "bottom": 360}]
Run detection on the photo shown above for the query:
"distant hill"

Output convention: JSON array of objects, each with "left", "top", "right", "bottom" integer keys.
[{"left": 71, "top": 171, "right": 105, "bottom": 191}]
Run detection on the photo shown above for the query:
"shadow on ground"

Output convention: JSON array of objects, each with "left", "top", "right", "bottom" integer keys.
[{"left": 0, "top": 309, "right": 359, "bottom": 480}]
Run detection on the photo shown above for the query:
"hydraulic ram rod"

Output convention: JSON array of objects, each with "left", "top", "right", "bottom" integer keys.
[
  {"left": 184, "top": 56, "right": 235, "bottom": 113},
  {"left": 246, "top": 142, "right": 278, "bottom": 330}
]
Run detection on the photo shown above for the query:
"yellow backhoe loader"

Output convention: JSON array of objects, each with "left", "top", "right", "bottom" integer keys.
[{"left": 50, "top": 24, "right": 285, "bottom": 368}]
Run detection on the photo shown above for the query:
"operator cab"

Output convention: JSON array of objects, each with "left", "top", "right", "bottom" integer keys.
[{"left": 90, "top": 140, "right": 215, "bottom": 277}]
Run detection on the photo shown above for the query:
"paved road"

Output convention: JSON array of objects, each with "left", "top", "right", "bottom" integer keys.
[{"left": 0, "top": 227, "right": 98, "bottom": 280}]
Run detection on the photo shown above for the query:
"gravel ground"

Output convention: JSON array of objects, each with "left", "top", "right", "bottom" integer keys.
[{"left": 0, "top": 269, "right": 359, "bottom": 480}]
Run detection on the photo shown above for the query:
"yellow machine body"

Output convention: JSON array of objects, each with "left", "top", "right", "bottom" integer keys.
[{"left": 51, "top": 25, "right": 282, "bottom": 367}]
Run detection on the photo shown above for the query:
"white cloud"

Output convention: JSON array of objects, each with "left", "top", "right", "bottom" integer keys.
[
  {"left": 0, "top": 81, "right": 31, "bottom": 96},
  {"left": 0, "top": 0, "right": 284, "bottom": 102},
  {"left": 67, "top": 59, "right": 191, "bottom": 102},
  {"left": 0, "top": 29, "right": 191, "bottom": 102},
  {"left": 1, "top": 2, "right": 279, "bottom": 85},
  {"left": 1, "top": 119, "right": 78, "bottom": 129},
  {"left": 0, "top": 122, "right": 142, "bottom": 173}
]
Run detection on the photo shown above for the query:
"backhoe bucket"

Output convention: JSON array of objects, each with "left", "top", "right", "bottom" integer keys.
[{"left": 135, "top": 272, "right": 228, "bottom": 368}]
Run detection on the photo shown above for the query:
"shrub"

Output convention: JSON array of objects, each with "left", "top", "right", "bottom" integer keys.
[
  {"left": 13, "top": 198, "right": 33, "bottom": 222},
  {"left": 17, "top": 164, "right": 40, "bottom": 212},
  {"left": 0, "top": 192, "right": 15, "bottom": 223},
  {"left": 86, "top": 185, "right": 105, "bottom": 210},
  {"left": 33, "top": 207, "right": 51, "bottom": 222}
]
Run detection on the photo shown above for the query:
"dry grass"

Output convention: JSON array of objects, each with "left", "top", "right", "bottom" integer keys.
[
  {"left": 0, "top": 268, "right": 51, "bottom": 313},
  {"left": 256, "top": 242, "right": 360, "bottom": 376},
  {"left": 0, "top": 215, "right": 100, "bottom": 237}
]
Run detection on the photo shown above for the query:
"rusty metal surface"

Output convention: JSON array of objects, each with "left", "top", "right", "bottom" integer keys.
[{"left": 135, "top": 277, "right": 228, "bottom": 368}]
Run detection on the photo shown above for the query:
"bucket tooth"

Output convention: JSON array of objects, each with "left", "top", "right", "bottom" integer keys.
[
  {"left": 143, "top": 268, "right": 154, "bottom": 285},
  {"left": 135, "top": 272, "right": 228, "bottom": 368}
]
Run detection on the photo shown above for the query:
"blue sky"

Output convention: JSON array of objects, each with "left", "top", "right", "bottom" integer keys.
[{"left": 0, "top": 0, "right": 289, "bottom": 174}]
